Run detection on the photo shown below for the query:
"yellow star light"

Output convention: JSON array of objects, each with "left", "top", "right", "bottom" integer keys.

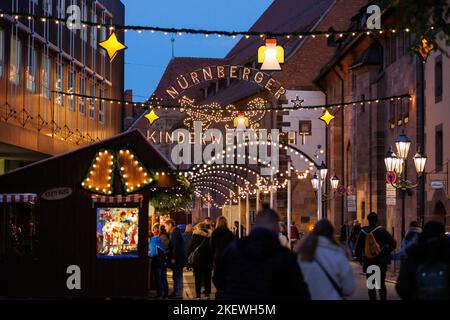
[
  {"left": 99, "top": 32, "right": 127, "bottom": 61},
  {"left": 319, "top": 109, "right": 335, "bottom": 126},
  {"left": 145, "top": 109, "right": 160, "bottom": 125}
]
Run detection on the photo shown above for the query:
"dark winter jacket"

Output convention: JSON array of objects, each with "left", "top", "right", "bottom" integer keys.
[
  {"left": 396, "top": 236, "right": 450, "bottom": 300},
  {"left": 187, "top": 228, "right": 213, "bottom": 270},
  {"left": 213, "top": 227, "right": 311, "bottom": 300},
  {"left": 168, "top": 227, "right": 186, "bottom": 269},
  {"left": 355, "top": 224, "right": 396, "bottom": 270},
  {"left": 210, "top": 227, "right": 235, "bottom": 263}
]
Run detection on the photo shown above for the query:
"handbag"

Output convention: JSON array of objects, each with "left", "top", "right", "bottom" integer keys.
[
  {"left": 187, "top": 238, "right": 206, "bottom": 266},
  {"left": 314, "top": 258, "right": 346, "bottom": 299}
]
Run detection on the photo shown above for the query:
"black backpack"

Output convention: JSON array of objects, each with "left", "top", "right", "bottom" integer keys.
[{"left": 416, "top": 262, "right": 449, "bottom": 300}]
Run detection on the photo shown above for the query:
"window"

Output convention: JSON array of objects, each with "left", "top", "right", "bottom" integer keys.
[
  {"left": 79, "top": 76, "right": 86, "bottom": 115},
  {"left": 436, "top": 125, "right": 443, "bottom": 172},
  {"left": 0, "top": 204, "right": 38, "bottom": 259},
  {"left": 57, "top": 0, "right": 65, "bottom": 19},
  {"left": 435, "top": 55, "right": 443, "bottom": 103},
  {"left": 55, "top": 62, "right": 64, "bottom": 106},
  {"left": 90, "top": 10, "right": 98, "bottom": 49},
  {"left": 9, "top": 35, "right": 22, "bottom": 85},
  {"left": 89, "top": 82, "right": 96, "bottom": 119},
  {"left": 43, "top": 0, "right": 53, "bottom": 15},
  {"left": 96, "top": 207, "right": 139, "bottom": 258},
  {"left": 81, "top": 1, "right": 87, "bottom": 42},
  {"left": 299, "top": 120, "right": 312, "bottom": 136},
  {"left": 99, "top": 25, "right": 107, "bottom": 56},
  {"left": 99, "top": 88, "right": 106, "bottom": 124},
  {"left": 0, "top": 29, "right": 4, "bottom": 78},
  {"left": 68, "top": 69, "right": 76, "bottom": 111},
  {"left": 41, "top": 55, "right": 52, "bottom": 100},
  {"left": 351, "top": 72, "right": 357, "bottom": 96},
  {"left": 26, "top": 47, "right": 37, "bottom": 92}
]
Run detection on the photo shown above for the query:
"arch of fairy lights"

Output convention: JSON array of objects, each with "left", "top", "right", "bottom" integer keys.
[
  {"left": 191, "top": 174, "right": 255, "bottom": 189},
  {"left": 191, "top": 180, "right": 236, "bottom": 196},
  {"left": 191, "top": 170, "right": 257, "bottom": 188},
  {"left": 194, "top": 191, "right": 223, "bottom": 209}
]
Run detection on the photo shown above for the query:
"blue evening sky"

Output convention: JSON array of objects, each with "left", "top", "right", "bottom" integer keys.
[{"left": 122, "top": 0, "right": 273, "bottom": 100}]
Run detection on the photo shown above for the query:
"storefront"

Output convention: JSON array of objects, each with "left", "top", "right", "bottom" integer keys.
[{"left": 0, "top": 130, "right": 180, "bottom": 297}]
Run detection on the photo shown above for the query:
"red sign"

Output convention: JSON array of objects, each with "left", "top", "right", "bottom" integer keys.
[{"left": 386, "top": 171, "right": 397, "bottom": 184}]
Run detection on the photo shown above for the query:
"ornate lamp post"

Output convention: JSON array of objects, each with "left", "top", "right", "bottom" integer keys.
[
  {"left": 311, "top": 160, "right": 340, "bottom": 220},
  {"left": 384, "top": 132, "right": 427, "bottom": 238}
]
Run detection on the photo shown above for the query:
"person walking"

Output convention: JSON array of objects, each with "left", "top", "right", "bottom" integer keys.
[
  {"left": 187, "top": 223, "right": 213, "bottom": 299},
  {"left": 210, "top": 216, "right": 235, "bottom": 265},
  {"left": 213, "top": 204, "right": 310, "bottom": 300},
  {"left": 290, "top": 221, "right": 300, "bottom": 248},
  {"left": 297, "top": 219, "right": 356, "bottom": 300},
  {"left": 396, "top": 221, "right": 450, "bottom": 300},
  {"left": 183, "top": 224, "right": 193, "bottom": 245},
  {"left": 349, "top": 220, "right": 361, "bottom": 257},
  {"left": 233, "top": 221, "right": 245, "bottom": 238},
  {"left": 355, "top": 212, "right": 396, "bottom": 300},
  {"left": 392, "top": 221, "right": 422, "bottom": 261},
  {"left": 149, "top": 227, "right": 169, "bottom": 299},
  {"left": 279, "top": 222, "right": 290, "bottom": 249},
  {"left": 166, "top": 219, "right": 186, "bottom": 299}
]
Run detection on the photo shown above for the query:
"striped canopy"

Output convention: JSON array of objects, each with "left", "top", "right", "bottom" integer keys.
[
  {"left": 0, "top": 194, "right": 38, "bottom": 203},
  {"left": 91, "top": 194, "right": 143, "bottom": 204}
]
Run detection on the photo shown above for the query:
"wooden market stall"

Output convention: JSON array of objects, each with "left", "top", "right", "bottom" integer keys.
[{"left": 0, "top": 130, "right": 178, "bottom": 298}]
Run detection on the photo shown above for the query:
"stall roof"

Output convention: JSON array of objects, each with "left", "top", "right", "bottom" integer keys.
[{"left": 0, "top": 129, "right": 176, "bottom": 193}]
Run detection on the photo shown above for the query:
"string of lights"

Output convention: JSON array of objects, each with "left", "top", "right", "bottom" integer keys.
[
  {"left": 52, "top": 90, "right": 411, "bottom": 111},
  {"left": 1, "top": 11, "right": 416, "bottom": 39}
]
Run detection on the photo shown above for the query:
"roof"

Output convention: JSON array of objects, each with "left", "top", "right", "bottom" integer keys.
[
  {"left": 0, "top": 130, "right": 175, "bottom": 189},
  {"left": 349, "top": 43, "right": 383, "bottom": 70}
]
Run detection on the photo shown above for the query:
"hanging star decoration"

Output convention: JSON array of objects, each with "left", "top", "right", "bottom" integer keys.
[
  {"left": 319, "top": 109, "right": 335, "bottom": 126},
  {"left": 145, "top": 109, "right": 160, "bottom": 125},
  {"left": 99, "top": 32, "right": 127, "bottom": 61},
  {"left": 413, "top": 36, "right": 434, "bottom": 63},
  {"left": 291, "top": 96, "right": 304, "bottom": 109}
]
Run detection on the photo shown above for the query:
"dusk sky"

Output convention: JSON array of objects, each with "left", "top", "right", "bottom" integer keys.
[{"left": 122, "top": 0, "right": 273, "bottom": 101}]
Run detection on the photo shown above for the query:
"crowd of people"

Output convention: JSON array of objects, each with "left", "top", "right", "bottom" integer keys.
[{"left": 149, "top": 205, "right": 450, "bottom": 300}]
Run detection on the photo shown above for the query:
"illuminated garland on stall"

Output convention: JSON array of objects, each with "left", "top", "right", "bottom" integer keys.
[
  {"left": 1, "top": 11, "right": 420, "bottom": 39},
  {"left": 81, "top": 149, "right": 115, "bottom": 195},
  {"left": 117, "top": 149, "right": 154, "bottom": 194}
]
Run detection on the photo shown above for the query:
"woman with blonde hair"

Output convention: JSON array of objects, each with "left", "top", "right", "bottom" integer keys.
[{"left": 297, "top": 219, "right": 356, "bottom": 300}]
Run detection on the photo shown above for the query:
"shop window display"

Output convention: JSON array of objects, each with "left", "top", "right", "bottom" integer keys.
[{"left": 96, "top": 207, "right": 138, "bottom": 257}]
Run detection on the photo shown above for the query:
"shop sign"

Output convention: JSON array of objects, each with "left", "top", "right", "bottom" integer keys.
[
  {"left": 41, "top": 188, "right": 73, "bottom": 201},
  {"left": 431, "top": 181, "right": 445, "bottom": 190}
]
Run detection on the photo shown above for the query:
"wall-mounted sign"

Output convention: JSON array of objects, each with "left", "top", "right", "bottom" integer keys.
[
  {"left": 337, "top": 186, "right": 346, "bottom": 196},
  {"left": 386, "top": 183, "right": 396, "bottom": 206},
  {"left": 386, "top": 171, "right": 397, "bottom": 184},
  {"left": 347, "top": 195, "right": 357, "bottom": 213},
  {"left": 41, "top": 188, "right": 73, "bottom": 201},
  {"left": 431, "top": 181, "right": 445, "bottom": 190}
]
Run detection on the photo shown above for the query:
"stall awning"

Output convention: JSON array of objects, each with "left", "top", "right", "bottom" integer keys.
[
  {"left": 91, "top": 194, "right": 143, "bottom": 205},
  {"left": 0, "top": 194, "right": 38, "bottom": 203}
]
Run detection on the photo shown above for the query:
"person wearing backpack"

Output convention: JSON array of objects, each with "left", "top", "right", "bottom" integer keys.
[
  {"left": 396, "top": 220, "right": 450, "bottom": 300},
  {"left": 187, "top": 223, "right": 213, "bottom": 299},
  {"left": 355, "top": 212, "right": 396, "bottom": 300}
]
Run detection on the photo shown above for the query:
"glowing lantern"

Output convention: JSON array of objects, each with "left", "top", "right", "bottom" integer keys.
[{"left": 258, "top": 39, "right": 284, "bottom": 71}]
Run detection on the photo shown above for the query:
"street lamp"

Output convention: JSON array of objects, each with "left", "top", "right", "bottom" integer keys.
[
  {"left": 385, "top": 132, "right": 427, "bottom": 238},
  {"left": 311, "top": 173, "right": 319, "bottom": 191},
  {"left": 330, "top": 175, "right": 340, "bottom": 191}
]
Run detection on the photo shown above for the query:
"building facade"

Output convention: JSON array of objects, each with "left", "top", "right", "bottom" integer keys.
[
  {"left": 0, "top": 0, "right": 124, "bottom": 174},
  {"left": 315, "top": 9, "right": 429, "bottom": 241},
  {"left": 424, "top": 39, "right": 450, "bottom": 231}
]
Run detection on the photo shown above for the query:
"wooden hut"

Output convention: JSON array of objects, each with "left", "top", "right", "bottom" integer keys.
[{"left": 0, "top": 130, "right": 178, "bottom": 297}]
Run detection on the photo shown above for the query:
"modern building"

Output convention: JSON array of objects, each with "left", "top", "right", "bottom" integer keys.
[{"left": 0, "top": 0, "right": 125, "bottom": 174}]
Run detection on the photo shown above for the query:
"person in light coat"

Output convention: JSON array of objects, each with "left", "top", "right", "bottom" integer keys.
[{"left": 297, "top": 219, "right": 356, "bottom": 300}]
